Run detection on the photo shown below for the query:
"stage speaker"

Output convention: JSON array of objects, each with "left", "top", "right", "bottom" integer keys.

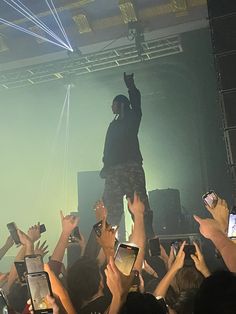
[
  {"left": 211, "top": 14, "right": 236, "bottom": 54},
  {"left": 217, "top": 53, "right": 236, "bottom": 91},
  {"left": 207, "top": 0, "right": 236, "bottom": 18},
  {"left": 225, "top": 129, "right": 236, "bottom": 166},
  {"left": 221, "top": 91, "right": 236, "bottom": 129},
  {"left": 148, "top": 188, "right": 182, "bottom": 235},
  {"left": 77, "top": 171, "right": 104, "bottom": 238}
]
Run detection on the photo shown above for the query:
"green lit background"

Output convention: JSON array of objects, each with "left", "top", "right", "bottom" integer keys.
[{"left": 0, "top": 29, "right": 232, "bottom": 262}]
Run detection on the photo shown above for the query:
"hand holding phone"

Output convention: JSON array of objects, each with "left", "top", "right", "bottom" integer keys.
[
  {"left": 202, "top": 190, "right": 218, "bottom": 208},
  {"left": 227, "top": 209, "right": 236, "bottom": 239},
  {"left": 25, "top": 255, "right": 44, "bottom": 274},
  {"left": 7, "top": 222, "right": 21, "bottom": 246},
  {"left": 114, "top": 243, "right": 139, "bottom": 276},
  {"left": 148, "top": 237, "right": 161, "bottom": 257},
  {"left": 26, "top": 272, "right": 53, "bottom": 314}
]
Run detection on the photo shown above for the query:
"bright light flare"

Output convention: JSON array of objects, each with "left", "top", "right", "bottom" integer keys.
[{"left": 1, "top": 0, "right": 73, "bottom": 51}]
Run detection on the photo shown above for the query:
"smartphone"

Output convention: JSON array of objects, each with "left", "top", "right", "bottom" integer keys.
[
  {"left": 7, "top": 222, "right": 21, "bottom": 246},
  {"left": 184, "top": 244, "right": 196, "bottom": 266},
  {"left": 93, "top": 220, "right": 109, "bottom": 237},
  {"left": 26, "top": 272, "right": 53, "bottom": 314},
  {"left": 148, "top": 237, "right": 161, "bottom": 257},
  {"left": 14, "top": 261, "right": 27, "bottom": 284},
  {"left": 114, "top": 243, "right": 139, "bottom": 276},
  {"left": 40, "top": 224, "right": 46, "bottom": 234},
  {"left": 171, "top": 240, "right": 182, "bottom": 257},
  {"left": 202, "top": 190, "right": 218, "bottom": 208},
  {"left": 0, "top": 289, "right": 9, "bottom": 314},
  {"left": 25, "top": 255, "right": 44, "bottom": 274},
  {"left": 227, "top": 212, "right": 236, "bottom": 239},
  {"left": 69, "top": 226, "right": 82, "bottom": 243}
]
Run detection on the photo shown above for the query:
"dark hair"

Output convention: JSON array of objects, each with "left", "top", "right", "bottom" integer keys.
[
  {"left": 175, "top": 266, "right": 204, "bottom": 293},
  {"left": 120, "top": 292, "right": 168, "bottom": 314},
  {"left": 173, "top": 288, "right": 198, "bottom": 314},
  {"left": 194, "top": 271, "right": 236, "bottom": 314},
  {"left": 7, "top": 282, "right": 28, "bottom": 313},
  {"left": 113, "top": 94, "right": 131, "bottom": 113},
  {"left": 67, "top": 257, "right": 101, "bottom": 311}
]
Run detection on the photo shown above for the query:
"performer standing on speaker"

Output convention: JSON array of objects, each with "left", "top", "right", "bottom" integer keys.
[{"left": 100, "top": 72, "right": 154, "bottom": 238}]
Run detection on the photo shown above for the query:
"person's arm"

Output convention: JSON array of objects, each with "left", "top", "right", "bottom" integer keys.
[
  {"left": 205, "top": 197, "right": 229, "bottom": 234},
  {"left": 44, "top": 264, "right": 76, "bottom": 314},
  {"left": 194, "top": 215, "right": 236, "bottom": 272},
  {"left": 127, "top": 192, "right": 146, "bottom": 271},
  {"left": 104, "top": 256, "right": 134, "bottom": 314},
  {"left": 96, "top": 217, "right": 117, "bottom": 262},
  {"left": 0, "top": 236, "right": 14, "bottom": 260},
  {"left": 51, "top": 211, "right": 79, "bottom": 262},
  {"left": 190, "top": 241, "right": 211, "bottom": 278},
  {"left": 124, "top": 72, "right": 141, "bottom": 115},
  {"left": 154, "top": 241, "right": 185, "bottom": 298}
]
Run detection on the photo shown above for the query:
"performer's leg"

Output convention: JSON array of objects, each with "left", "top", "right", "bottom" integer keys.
[{"left": 102, "top": 169, "right": 124, "bottom": 227}]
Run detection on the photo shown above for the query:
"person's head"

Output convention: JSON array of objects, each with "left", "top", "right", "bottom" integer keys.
[
  {"left": 7, "top": 281, "right": 28, "bottom": 313},
  {"left": 175, "top": 266, "right": 204, "bottom": 293},
  {"left": 172, "top": 288, "right": 198, "bottom": 314},
  {"left": 112, "top": 94, "right": 130, "bottom": 115},
  {"left": 67, "top": 257, "right": 103, "bottom": 311},
  {"left": 194, "top": 271, "right": 236, "bottom": 314},
  {"left": 120, "top": 292, "right": 168, "bottom": 314}
]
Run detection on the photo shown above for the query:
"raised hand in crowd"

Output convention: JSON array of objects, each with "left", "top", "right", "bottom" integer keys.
[
  {"left": 127, "top": 192, "right": 145, "bottom": 272},
  {"left": 34, "top": 240, "right": 49, "bottom": 258},
  {"left": 27, "top": 295, "right": 60, "bottom": 314},
  {"left": 44, "top": 263, "right": 76, "bottom": 314},
  {"left": 60, "top": 211, "right": 79, "bottom": 236},
  {"left": 17, "top": 229, "right": 34, "bottom": 255},
  {"left": 94, "top": 200, "right": 107, "bottom": 222},
  {"left": 190, "top": 241, "right": 210, "bottom": 278},
  {"left": 105, "top": 256, "right": 134, "bottom": 314},
  {"left": 194, "top": 215, "right": 236, "bottom": 272},
  {"left": 96, "top": 217, "right": 118, "bottom": 262},
  {"left": 154, "top": 241, "right": 186, "bottom": 298},
  {"left": 28, "top": 222, "right": 41, "bottom": 243},
  {"left": 50, "top": 211, "right": 79, "bottom": 263},
  {"left": 205, "top": 196, "right": 229, "bottom": 233}
]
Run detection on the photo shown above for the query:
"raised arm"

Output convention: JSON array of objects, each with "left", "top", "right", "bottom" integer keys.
[
  {"left": 51, "top": 211, "right": 79, "bottom": 262},
  {"left": 194, "top": 215, "right": 236, "bottom": 272},
  {"left": 127, "top": 192, "right": 146, "bottom": 271},
  {"left": 124, "top": 72, "right": 141, "bottom": 115},
  {"left": 0, "top": 236, "right": 14, "bottom": 261}
]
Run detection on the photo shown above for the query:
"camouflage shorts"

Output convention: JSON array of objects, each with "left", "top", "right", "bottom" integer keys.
[{"left": 102, "top": 162, "right": 150, "bottom": 225}]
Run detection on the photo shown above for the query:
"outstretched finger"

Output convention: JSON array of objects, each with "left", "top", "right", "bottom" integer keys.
[{"left": 60, "top": 210, "right": 64, "bottom": 220}]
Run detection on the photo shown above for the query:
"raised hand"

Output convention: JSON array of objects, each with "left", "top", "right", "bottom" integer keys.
[
  {"left": 171, "top": 241, "right": 186, "bottom": 272},
  {"left": 60, "top": 211, "right": 79, "bottom": 236},
  {"left": 94, "top": 200, "right": 107, "bottom": 222},
  {"left": 17, "top": 229, "right": 32, "bottom": 246},
  {"left": 194, "top": 215, "right": 222, "bottom": 239},
  {"left": 205, "top": 197, "right": 229, "bottom": 233},
  {"left": 127, "top": 192, "right": 145, "bottom": 217},
  {"left": 105, "top": 256, "right": 134, "bottom": 299},
  {"left": 96, "top": 217, "right": 118, "bottom": 251},
  {"left": 28, "top": 222, "right": 41, "bottom": 243},
  {"left": 124, "top": 72, "right": 135, "bottom": 89},
  {"left": 191, "top": 242, "right": 210, "bottom": 277},
  {"left": 35, "top": 240, "right": 49, "bottom": 258}
]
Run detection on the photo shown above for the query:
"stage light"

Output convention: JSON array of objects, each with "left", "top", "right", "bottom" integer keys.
[
  {"left": 73, "top": 14, "right": 92, "bottom": 34},
  {"left": 171, "top": 0, "right": 188, "bottom": 12},
  {"left": 0, "top": 35, "right": 8, "bottom": 52},
  {"left": 1, "top": 0, "right": 73, "bottom": 51},
  {"left": 119, "top": 0, "right": 137, "bottom": 24}
]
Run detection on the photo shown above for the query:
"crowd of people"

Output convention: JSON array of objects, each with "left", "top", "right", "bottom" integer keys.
[{"left": 0, "top": 192, "right": 236, "bottom": 314}]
